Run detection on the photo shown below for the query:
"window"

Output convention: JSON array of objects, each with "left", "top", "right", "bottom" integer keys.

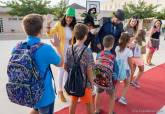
[
  {"left": 0, "top": 18, "right": 3, "bottom": 33},
  {"left": 8, "top": 17, "right": 17, "bottom": 20}
]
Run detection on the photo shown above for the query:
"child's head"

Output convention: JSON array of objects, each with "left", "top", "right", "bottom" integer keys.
[
  {"left": 22, "top": 14, "right": 43, "bottom": 36},
  {"left": 119, "top": 32, "right": 131, "bottom": 52},
  {"left": 74, "top": 23, "right": 88, "bottom": 42},
  {"left": 135, "top": 29, "right": 146, "bottom": 45},
  {"left": 103, "top": 35, "right": 115, "bottom": 50}
]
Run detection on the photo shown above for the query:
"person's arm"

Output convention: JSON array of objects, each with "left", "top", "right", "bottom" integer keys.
[
  {"left": 86, "top": 49, "right": 95, "bottom": 88},
  {"left": 128, "top": 49, "right": 133, "bottom": 75},
  {"left": 149, "top": 27, "right": 155, "bottom": 38},
  {"left": 87, "top": 66, "right": 94, "bottom": 88},
  {"left": 50, "top": 35, "right": 63, "bottom": 67},
  {"left": 64, "top": 48, "right": 69, "bottom": 72},
  {"left": 46, "top": 22, "right": 59, "bottom": 37}
]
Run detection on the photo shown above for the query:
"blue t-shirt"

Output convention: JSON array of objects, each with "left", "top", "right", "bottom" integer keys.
[{"left": 22, "top": 36, "right": 61, "bottom": 108}]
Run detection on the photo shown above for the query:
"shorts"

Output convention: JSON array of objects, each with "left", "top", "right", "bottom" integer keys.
[
  {"left": 95, "top": 86, "right": 115, "bottom": 95},
  {"left": 71, "top": 88, "right": 92, "bottom": 104},
  {"left": 147, "top": 39, "right": 159, "bottom": 53},
  {"left": 132, "top": 57, "right": 144, "bottom": 66},
  {"left": 34, "top": 102, "right": 54, "bottom": 114}
]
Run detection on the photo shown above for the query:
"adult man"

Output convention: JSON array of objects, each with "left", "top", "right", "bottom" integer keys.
[{"left": 96, "top": 9, "right": 125, "bottom": 54}]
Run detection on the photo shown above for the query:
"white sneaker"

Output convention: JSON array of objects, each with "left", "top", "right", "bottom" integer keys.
[{"left": 118, "top": 97, "right": 128, "bottom": 105}]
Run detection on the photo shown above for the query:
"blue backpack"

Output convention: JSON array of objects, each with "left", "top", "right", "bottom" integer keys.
[
  {"left": 6, "top": 42, "right": 48, "bottom": 108},
  {"left": 64, "top": 46, "right": 87, "bottom": 97}
]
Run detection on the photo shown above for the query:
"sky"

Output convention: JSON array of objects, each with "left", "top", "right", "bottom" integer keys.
[{"left": 0, "top": 0, "right": 107, "bottom": 7}]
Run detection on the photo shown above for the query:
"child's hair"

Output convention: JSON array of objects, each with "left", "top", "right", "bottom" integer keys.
[
  {"left": 22, "top": 14, "right": 43, "bottom": 36},
  {"left": 154, "top": 19, "right": 162, "bottom": 26},
  {"left": 134, "top": 29, "right": 146, "bottom": 46},
  {"left": 74, "top": 23, "right": 88, "bottom": 40},
  {"left": 103, "top": 35, "right": 115, "bottom": 48},
  {"left": 119, "top": 32, "right": 131, "bottom": 52}
]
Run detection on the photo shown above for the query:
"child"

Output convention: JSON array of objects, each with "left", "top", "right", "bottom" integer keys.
[
  {"left": 130, "top": 29, "right": 146, "bottom": 88},
  {"left": 11, "top": 14, "right": 62, "bottom": 114},
  {"left": 94, "top": 35, "right": 116, "bottom": 114},
  {"left": 115, "top": 32, "right": 133, "bottom": 105},
  {"left": 64, "top": 23, "right": 94, "bottom": 114},
  {"left": 146, "top": 20, "right": 162, "bottom": 65}
]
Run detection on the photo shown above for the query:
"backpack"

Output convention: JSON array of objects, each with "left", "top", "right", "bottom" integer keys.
[
  {"left": 64, "top": 46, "right": 87, "bottom": 97},
  {"left": 93, "top": 51, "right": 115, "bottom": 90},
  {"left": 6, "top": 42, "right": 48, "bottom": 108}
]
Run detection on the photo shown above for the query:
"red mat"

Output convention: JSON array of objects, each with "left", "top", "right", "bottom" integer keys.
[{"left": 56, "top": 64, "right": 165, "bottom": 114}]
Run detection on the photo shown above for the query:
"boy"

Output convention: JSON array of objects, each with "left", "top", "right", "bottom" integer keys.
[
  {"left": 94, "top": 35, "right": 116, "bottom": 114},
  {"left": 18, "top": 14, "right": 62, "bottom": 114},
  {"left": 64, "top": 23, "right": 94, "bottom": 114}
]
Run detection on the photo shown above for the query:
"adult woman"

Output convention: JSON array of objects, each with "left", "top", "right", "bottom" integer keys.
[
  {"left": 124, "top": 16, "right": 139, "bottom": 37},
  {"left": 146, "top": 20, "right": 162, "bottom": 65},
  {"left": 47, "top": 7, "right": 76, "bottom": 102},
  {"left": 83, "top": 12, "right": 100, "bottom": 53}
]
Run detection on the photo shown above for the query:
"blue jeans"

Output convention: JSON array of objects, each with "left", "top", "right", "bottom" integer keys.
[{"left": 35, "top": 102, "right": 54, "bottom": 114}]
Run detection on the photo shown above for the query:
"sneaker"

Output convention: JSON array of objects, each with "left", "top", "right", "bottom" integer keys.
[
  {"left": 130, "top": 81, "right": 140, "bottom": 88},
  {"left": 118, "top": 97, "right": 127, "bottom": 105}
]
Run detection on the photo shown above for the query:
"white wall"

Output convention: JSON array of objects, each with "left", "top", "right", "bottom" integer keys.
[{"left": 0, "top": 14, "right": 23, "bottom": 33}]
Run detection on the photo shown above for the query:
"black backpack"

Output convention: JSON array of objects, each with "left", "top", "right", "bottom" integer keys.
[{"left": 64, "top": 46, "right": 87, "bottom": 97}]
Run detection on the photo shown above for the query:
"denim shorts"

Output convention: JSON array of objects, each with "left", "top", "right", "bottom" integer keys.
[{"left": 34, "top": 102, "right": 54, "bottom": 114}]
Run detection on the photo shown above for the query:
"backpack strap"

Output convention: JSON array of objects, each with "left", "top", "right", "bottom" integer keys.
[
  {"left": 72, "top": 45, "right": 87, "bottom": 64},
  {"left": 30, "top": 42, "right": 44, "bottom": 53},
  {"left": 77, "top": 46, "right": 87, "bottom": 63}
]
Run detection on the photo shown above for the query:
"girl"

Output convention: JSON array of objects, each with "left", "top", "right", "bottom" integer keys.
[
  {"left": 115, "top": 33, "right": 133, "bottom": 105},
  {"left": 146, "top": 20, "right": 162, "bottom": 65},
  {"left": 46, "top": 7, "right": 77, "bottom": 102},
  {"left": 130, "top": 30, "right": 146, "bottom": 88}
]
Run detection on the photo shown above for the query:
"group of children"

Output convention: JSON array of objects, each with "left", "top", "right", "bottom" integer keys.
[
  {"left": 8, "top": 12, "right": 149, "bottom": 114},
  {"left": 63, "top": 22, "right": 146, "bottom": 114}
]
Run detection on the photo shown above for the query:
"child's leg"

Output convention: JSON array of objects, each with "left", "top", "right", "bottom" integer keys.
[
  {"left": 148, "top": 52, "right": 154, "bottom": 64},
  {"left": 95, "top": 88, "right": 103, "bottom": 113},
  {"left": 146, "top": 49, "right": 151, "bottom": 64},
  {"left": 107, "top": 90, "right": 116, "bottom": 114},
  {"left": 134, "top": 65, "right": 144, "bottom": 82},
  {"left": 95, "top": 93, "right": 101, "bottom": 113},
  {"left": 69, "top": 99, "right": 78, "bottom": 114},
  {"left": 130, "top": 64, "right": 136, "bottom": 82},
  {"left": 86, "top": 102, "right": 94, "bottom": 114},
  {"left": 121, "top": 78, "right": 130, "bottom": 98}
]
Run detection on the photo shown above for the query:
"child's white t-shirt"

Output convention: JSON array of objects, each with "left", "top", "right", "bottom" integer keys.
[
  {"left": 133, "top": 44, "right": 141, "bottom": 57},
  {"left": 115, "top": 46, "right": 133, "bottom": 70}
]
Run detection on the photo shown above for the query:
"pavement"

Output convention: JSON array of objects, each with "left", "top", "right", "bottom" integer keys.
[{"left": 0, "top": 33, "right": 165, "bottom": 114}]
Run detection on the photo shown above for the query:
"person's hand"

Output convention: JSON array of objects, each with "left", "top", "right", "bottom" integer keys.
[
  {"left": 50, "top": 35, "right": 60, "bottom": 47},
  {"left": 46, "top": 14, "right": 53, "bottom": 26}
]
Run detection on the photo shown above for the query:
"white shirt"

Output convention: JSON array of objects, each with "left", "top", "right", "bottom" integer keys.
[
  {"left": 115, "top": 46, "right": 133, "bottom": 70},
  {"left": 64, "top": 26, "right": 72, "bottom": 54},
  {"left": 133, "top": 44, "right": 141, "bottom": 57}
]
